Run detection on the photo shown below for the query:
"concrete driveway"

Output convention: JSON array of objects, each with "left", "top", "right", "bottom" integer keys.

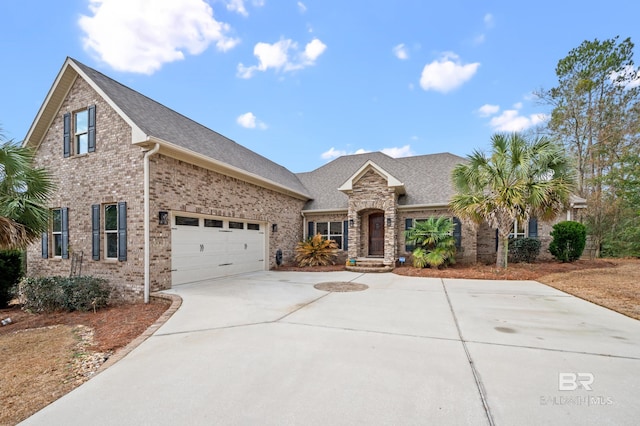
[{"left": 22, "top": 272, "right": 640, "bottom": 425}]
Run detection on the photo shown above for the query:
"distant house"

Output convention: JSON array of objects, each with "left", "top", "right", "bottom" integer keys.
[{"left": 23, "top": 58, "right": 586, "bottom": 300}]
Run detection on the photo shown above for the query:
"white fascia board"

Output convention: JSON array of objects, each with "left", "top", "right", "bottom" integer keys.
[
  {"left": 338, "top": 160, "right": 405, "bottom": 193},
  {"left": 68, "top": 60, "right": 148, "bottom": 143},
  {"left": 301, "top": 208, "right": 348, "bottom": 215}
]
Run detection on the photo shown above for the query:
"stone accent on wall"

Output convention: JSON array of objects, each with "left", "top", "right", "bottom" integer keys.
[{"left": 346, "top": 169, "right": 398, "bottom": 266}]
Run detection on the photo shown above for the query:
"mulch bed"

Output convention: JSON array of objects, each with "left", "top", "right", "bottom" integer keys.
[
  {"left": 0, "top": 298, "right": 171, "bottom": 353},
  {"left": 274, "top": 258, "right": 619, "bottom": 281}
]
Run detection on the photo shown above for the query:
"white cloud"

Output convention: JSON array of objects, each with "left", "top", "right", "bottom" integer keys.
[
  {"left": 489, "top": 110, "right": 547, "bottom": 132},
  {"left": 477, "top": 104, "right": 500, "bottom": 117},
  {"left": 320, "top": 145, "right": 413, "bottom": 161},
  {"left": 237, "top": 38, "right": 326, "bottom": 78},
  {"left": 382, "top": 145, "right": 414, "bottom": 158},
  {"left": 297, "top": 1, "right": 307, "bottom": 13},
  {"left": 610, "top": 65, "right": 640, "bottom": 89},
  {"left": 321, "top": 147, "right": 368, "bottom": 160},
  {"left": 79, "top": 0, "right": 239, "bottom": 74},
  {"left": 473, "top": 34, "right": 486, "bottom": 45},
  {"left": 226, "top": 0, "right": 247, "bottom": 16},
  {"left": 236, "top": 112, "right": 267, "bottom": 129},
  {"left": 419, "top": 52, "right": 480, "bottom": 93},
  {"left": 393, "top": 43, "right": 409, "bottom": 60},
  {"left": 484, "top": 13, "right": 495, "bottom": 28},
  {"left": 479, "top": 101, "right": 548, "bottom": 131},
  {"left": 301, "top": 38, "right": 327, "bottom": 64}
]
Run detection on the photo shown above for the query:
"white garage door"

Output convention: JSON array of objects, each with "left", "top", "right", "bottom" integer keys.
[{"left": 171, "top": 215, "right": 266, "bottom": 285}]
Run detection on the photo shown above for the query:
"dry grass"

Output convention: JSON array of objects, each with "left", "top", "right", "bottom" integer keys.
[
  {"left": 538, "top": 260, "right": 640, "bottom": 320},
  {"left": 0, "top": 299, "right": 170, "bottom": 425},
  {"left": 0, "top": 326, "right": 77, "bottom": 425}
]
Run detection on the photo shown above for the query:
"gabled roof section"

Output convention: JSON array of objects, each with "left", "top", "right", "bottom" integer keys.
[
  {"left": 297, "top": 152, "right": 466, "bottom": 211},
  {"left": 23, "top": 57, "right": 310, "bottom": 199},
  {"left": 338, "top": 160, "right": 405, "bottom": 193}
]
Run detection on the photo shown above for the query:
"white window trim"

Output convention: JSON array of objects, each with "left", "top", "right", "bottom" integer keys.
[
  {"left": 52, "top": 208, "right": 62, "bottom": 258},
  {"left": 509, "top": 219, "right": 527, "bottom": 239},
  {"left": 74, "top": 109, "right": 89, "bottom": 155},
  {"left": 104, "top": 204, "right": 118, "bottom": 259},
  {"left": 317, "top": 221, "right": 344, "bottom": 250}
]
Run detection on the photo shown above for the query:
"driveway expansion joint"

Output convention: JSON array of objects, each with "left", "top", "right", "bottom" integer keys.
[
  {"left": 464, "top": 339, "right": 640, "bottom": 361},
  {"left": 441, "top": 278, "right": 496, "bottom": 426}
]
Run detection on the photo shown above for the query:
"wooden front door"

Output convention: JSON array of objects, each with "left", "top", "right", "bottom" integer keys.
[{"left": 368, "top": 213, "right": 384, "bottom": 257}]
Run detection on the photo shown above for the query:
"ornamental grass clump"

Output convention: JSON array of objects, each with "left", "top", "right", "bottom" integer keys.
[{"left": 295, "top": 233, "right": 339, "bottom": 267}]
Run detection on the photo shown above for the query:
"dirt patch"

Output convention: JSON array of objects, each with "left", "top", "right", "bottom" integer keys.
[
  {"left": 0, "top": 298, "right": 171, "bottom": 425},
  {"left": 314, "top": 282, "right": 369, "bottom": 292}
]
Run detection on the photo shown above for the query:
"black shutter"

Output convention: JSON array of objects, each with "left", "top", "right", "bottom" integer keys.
[
  {"left": 528, "top": 218, "right": 538, "bottom": 238},
  {"left": 307, "top": 221, "right": 314, "bottom": 239},
  {"left": 117, "top": 201, "right": 127, "bottom": 261},
  {"left": 343, "top": 220, "right": 349, "bottom": 251},
  {"left": 63, "top": 113, "right": 71, "bottom": 158},
  {"left": 41, "top": 232, "right": 49, "bottom": 259},
  {"left": 61, "top": 207, "right": 69, "bottom": 259},
  {"left": 405, "top": 218, "right": 414, "bottom": 252},
  {"left": 92, "top": 204, "right": 100, "bottom": 260},
  {"left": 88, "top": 105, "right": 96, "bottom": 152},
  {"left": 495, "top": 229, "right": 499, "bottom": 252},
  {"left": 453, "top": 217, "right": 462, "bottom": 248}
]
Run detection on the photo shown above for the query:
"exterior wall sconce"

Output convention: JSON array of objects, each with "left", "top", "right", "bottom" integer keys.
[
  {"left": 158, "top": 211, "right": 169, "bottom": 225},
  {"left": 349, "top": 219, "right": 354, "bottom": 227},
  {"left": 272, "top": 223, "right": 278, "bottom": 233},
  {"left": 386, "top": 217, "right": 392, "bottom": 226}
]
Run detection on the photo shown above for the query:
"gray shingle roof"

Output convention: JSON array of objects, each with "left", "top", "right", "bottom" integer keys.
[
  {"left": 71, "top": 58, "right": 310, "bottom": 197},
  {"left": 297, "top": 152, "right": 466, "bottom": 211}
]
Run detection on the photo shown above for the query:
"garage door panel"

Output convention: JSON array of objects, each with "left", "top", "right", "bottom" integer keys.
[{"left": 172, "top": 217, "right": 266, "bottom": 285}]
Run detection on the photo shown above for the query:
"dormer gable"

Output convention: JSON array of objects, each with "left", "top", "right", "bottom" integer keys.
[{"left": 338, "top": 160, "right": 405, "bottom": 194}]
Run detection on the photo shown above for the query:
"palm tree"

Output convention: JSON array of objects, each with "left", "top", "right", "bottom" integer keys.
[
  {"left": 450, "top": 133, "right": 576, "bottom": 268},
  {"left": 404, "top": 217, "right": 457, "bottom": 268},
  {"left": 0, "top": 138, "right": 54, "bottom": 249}
]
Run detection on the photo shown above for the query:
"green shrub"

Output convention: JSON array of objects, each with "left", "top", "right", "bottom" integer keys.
[
  {"left": 411, "top": 247, "right": 429, "bottom": 268},
  {"left": 19, "top": 276, "right": 111, "bottom": 313},
  {"left": 549, "top": 221, "right": 587, "bottom": 262},
  {"left": 508, "top": 237, "right": 541, "bottom": 263},
  {"left": 0, "top": 250, "right": 24, "bottom": 308},
  {"left": 405, "top": 217, "right": 457, "bottom": 269},
  {"left": 295, "top": 234, "right": 339, "bottom": 267}
]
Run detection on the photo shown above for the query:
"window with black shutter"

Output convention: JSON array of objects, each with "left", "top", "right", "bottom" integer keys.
[
  {"left": 405, "top": 218, "right": 414, "bottom": 252},
  {"left": 453, "top": 217, "right": 462, "bottom": 248}
]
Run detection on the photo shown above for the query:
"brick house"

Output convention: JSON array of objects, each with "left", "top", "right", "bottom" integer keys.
[{"left": 23, "top": 58, "right": 585, "bottom": 301}]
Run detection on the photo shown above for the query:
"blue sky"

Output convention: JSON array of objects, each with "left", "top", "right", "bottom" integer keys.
[{"left": 1, "top": 0, "right": 639, "bottom": 172}]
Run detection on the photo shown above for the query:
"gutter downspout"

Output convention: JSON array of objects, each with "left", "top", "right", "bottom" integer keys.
[{"left": 144, "top": 143, "right": 160, "bottom": 303}]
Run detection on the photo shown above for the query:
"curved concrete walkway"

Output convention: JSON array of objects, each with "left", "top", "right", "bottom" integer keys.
[{"left": 22, "top": 272, "right": 640, "bottom": 425}]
